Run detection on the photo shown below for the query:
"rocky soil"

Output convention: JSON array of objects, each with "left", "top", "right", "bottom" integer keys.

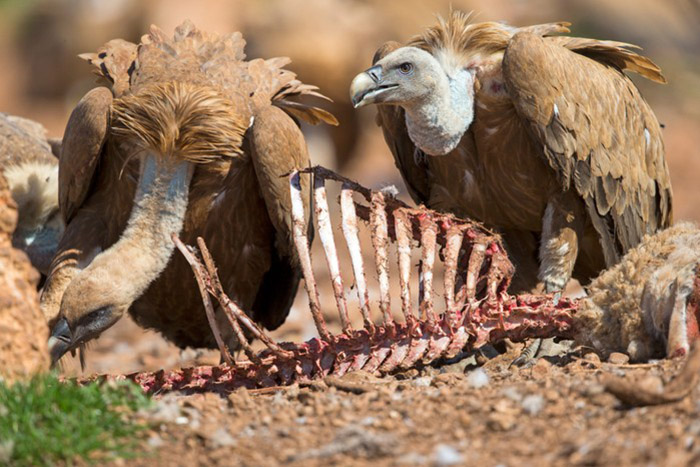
[
  {"left": 0, "top": 172, "right": 48, "bottom": 383},
  {"left": 105, "top": 345, "right": 700, "bottom": 466}
]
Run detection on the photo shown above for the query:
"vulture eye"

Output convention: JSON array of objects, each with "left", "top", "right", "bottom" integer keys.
[{"left": 398, "top": 62, "right": 413, "bottom": 74}]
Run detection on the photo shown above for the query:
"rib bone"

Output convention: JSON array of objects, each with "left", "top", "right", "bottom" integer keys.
[{"left": 80, "top": 166, "right": 587, "bottom": 394}]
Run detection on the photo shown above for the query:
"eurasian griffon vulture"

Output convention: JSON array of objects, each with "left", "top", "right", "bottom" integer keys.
[
  {"left": 44, "top": 22, "right": 337, "bottom": 364},
  {"left": 0, "top": 113, "right": 63, "bottom": 275},
  {"left": 350, "top": 11, "right": 672, "bottom": 297}
]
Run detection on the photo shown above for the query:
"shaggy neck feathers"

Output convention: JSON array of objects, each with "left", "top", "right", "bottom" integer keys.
[{"left": 112, "top": 81, "right": 247, "bottom": 164}]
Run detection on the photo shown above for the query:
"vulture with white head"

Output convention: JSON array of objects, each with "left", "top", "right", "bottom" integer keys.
[
  {"left": 350, "top": 11, "right": 672, "bottom": 298},
  {"left": 0, "top": 113, "right": 63, "bottom": 275},
  {"left": 43, "top": 22, "right": 337, "bottom": 364}
]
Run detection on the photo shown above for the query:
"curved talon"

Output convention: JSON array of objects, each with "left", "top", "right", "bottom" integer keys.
[{"left": 510, "top": 339, "right": 542, "bottom": 368}]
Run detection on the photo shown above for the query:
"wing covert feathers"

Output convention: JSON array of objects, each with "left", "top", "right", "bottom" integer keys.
[
  {"left": 503, "top": 32, "right": 672, "bottom": 264},
  {"left": 59, "top": 87, "right": 112, "bottom": 223}
]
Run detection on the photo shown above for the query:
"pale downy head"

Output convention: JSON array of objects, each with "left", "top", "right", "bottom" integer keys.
[
  {"left": 350, "top": 46, "right": 476, "bottom": 155},
  {"left": 4, "top": 161, "right": 64, "bottom": 274}
]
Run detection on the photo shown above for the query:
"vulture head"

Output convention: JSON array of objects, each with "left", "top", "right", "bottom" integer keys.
[
  {"left": 350, "top": 45, "right": 476, "bottom": 156},
  {"left": 5, "top": 162, "right": 64, "bottom": 274},
  {"left": 48, "top": 82, "right": 226, "bottom": 364}
]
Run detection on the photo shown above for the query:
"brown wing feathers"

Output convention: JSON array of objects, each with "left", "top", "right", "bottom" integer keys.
[{"left": 503, "top": 31, "right": 671, "bottom": 264}]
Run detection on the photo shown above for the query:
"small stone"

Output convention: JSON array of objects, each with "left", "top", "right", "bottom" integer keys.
[
  {"left": 607, "top": 352, "right": 630, "bottom": 365},
  {"left": 487, "top": 412, "right": 515, "bottom": 431},
  {"left": 209, "top": 427, "right": 236, "bottom": 448},
  {"left": 531, "top": 358, "right": 552, "bottom": 378},
  {"left": 432, "top": 444, "right": 463, "bottom": 466},
  {"left": 466, "top": 368, "right": 489, "bottom": 388},
  {"left": 412, "top": 376, "right": 432, "bottom": 387},
  {"left": 147, "top": 434, "right": 164, "bottom": 448},
  {"left": 433, "top": 373, "right": 464, "bottom": 386},
  {"left": 501, "top": 386, "right": 522, "bottom": 402},
  {"left": 521, "top": 394, "right": 545, "bottom": 415},
  {"left": 583, "top": 352, "right": 601, "bottom": 365}
]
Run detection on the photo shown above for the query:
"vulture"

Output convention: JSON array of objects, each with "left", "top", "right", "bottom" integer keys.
[
  {"left": 350, "top": 11, "right": 672, "bottom": 297},
  {"left": 44, "top": 22, "right": 337, "bottom": 364},
  {"left": 0, "top": 113, "right": 63, "bottom": 275}
]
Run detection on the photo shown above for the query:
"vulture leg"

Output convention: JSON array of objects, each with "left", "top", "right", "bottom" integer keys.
[
  {"left": 513, "top": 191, "right": 586, "bottom": 367},
  {"left": 537, "top": 191, "right": 586, "bottom": 294},
  {"left": 249, "top": 105, "right": 313, "bottom": 331}
]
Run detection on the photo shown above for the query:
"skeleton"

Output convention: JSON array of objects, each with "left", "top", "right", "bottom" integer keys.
[{"left": 81, "top": 167, "right": 699, "bottom": 394}]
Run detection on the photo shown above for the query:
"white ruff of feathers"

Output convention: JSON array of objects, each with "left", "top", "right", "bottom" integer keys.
[{"left": 403, "top": 56, "right": 475, "bottom": 156}]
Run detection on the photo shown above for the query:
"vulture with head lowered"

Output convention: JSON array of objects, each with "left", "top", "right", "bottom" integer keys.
[
  {"left": 43, "top": 22, "right": 337, "bottom": 364},
  {"left": 350, "top": 11, "right": 672, "bottom": 298}
]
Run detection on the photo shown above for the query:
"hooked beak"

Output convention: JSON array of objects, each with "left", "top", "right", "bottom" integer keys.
[
  {"left": 48, "top": 306, "right": 118, "bottom": 366},
  {"left": 48, "top": 317, "right": 72, "bottom": 365},
  {"left": 350, "top": 65, "right": 398, "bottom": 108}
]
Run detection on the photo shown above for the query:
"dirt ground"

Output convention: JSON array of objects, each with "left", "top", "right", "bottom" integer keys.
[
  {"left": 91, "top": 343, "right": 699, "bottom": 467},
  {"left": 1, "top": 1, "right": 699, "bottom": 465}
]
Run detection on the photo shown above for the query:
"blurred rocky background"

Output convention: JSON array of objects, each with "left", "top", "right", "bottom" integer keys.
[{"left": 1, "top": 0, "right": 697, "bottom": 374}]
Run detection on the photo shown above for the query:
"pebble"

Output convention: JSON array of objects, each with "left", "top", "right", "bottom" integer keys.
[
  {"left": 467, "top": 368, "right": 489, "bottom": 389},
  {"left": 209, "top": 427, "right": 236, "bottom": 448},
  {"left": 501, "top": 386, "right": 523, "bottom": 402},
  {"left": 412, "top": 376, "right": 432, "bottom": 387},
  {"left": 521, "top": 394, "right": 545, "bottom": 415},
  {"left": 530, "top": 358, "right": 552, "bottom": 378},
  {"left": 147, "top": 394, "right": 183, "bottom": 423},
  {"left": 147, "top": 434, "right": 164, "bottom": 448},
  {"left": 487, "top": 412, "right": 515, "bottom": 431},
  {"left": 608, "top": 352, "right": 630, "bottom": 365},
  {"left": 583, "top": 352, "right": 601, "bottom": 365},
  {"left": 432, "top": 444, "right": 463, "bottom": 466}
]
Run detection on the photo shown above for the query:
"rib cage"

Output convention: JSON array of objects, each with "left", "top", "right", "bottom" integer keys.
[{"left": 85, "top": 166, "right": 579, "bottom": 394}]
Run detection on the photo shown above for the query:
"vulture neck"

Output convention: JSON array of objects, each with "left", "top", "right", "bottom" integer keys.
[
  {"left": 403, "top": 67, "right": 474, "bottom": 156},
  {"left": 85, "top": 153, "right": 193, "bottom": 305}
]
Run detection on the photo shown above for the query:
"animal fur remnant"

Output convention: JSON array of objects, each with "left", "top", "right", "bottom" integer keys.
[
  {"left": 83, "top": 168, "right": 699, "bottom": 395},
  {"left": 349, "top": 11, "right": 672, "bottom": 298},
  {"left": 43, "top": 21, "right": 337, "bottom": 364},
  {"left": 0, "top": 113, "right": 63, "bottom": 275}
]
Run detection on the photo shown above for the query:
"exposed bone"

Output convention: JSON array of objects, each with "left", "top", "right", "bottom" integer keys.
[
  {"left": 81, "top": 293, "right": 578, "bottom": 394},
  {"left": 394, "top": 209, "right": 414, "bottom": 322},
  {"left": 418, "top": 215, "right": 438, "bottom": 325},
  {"left": 443, "top": 225, "right": 464, "bottom": 327},
  {"left": 340, "top": 184, "right": 372, "bottom": 328},
  {"left": 370, "top": 191, "right": 393, "bottom": 326},
  {"left": 289, "top": 171, "right": 331, "bottom": 341},
  {"left": 172, "top": 234, "right": 233, "bottom": 365},
  {"left": 313, "top": 176, "right": 352, "bottom": 332},
  {"left": 79, "top": 166, "right": 597, "bottom": 394},
  {"left": 465, "top": 241, "right": 487, "bottom": 301}
]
